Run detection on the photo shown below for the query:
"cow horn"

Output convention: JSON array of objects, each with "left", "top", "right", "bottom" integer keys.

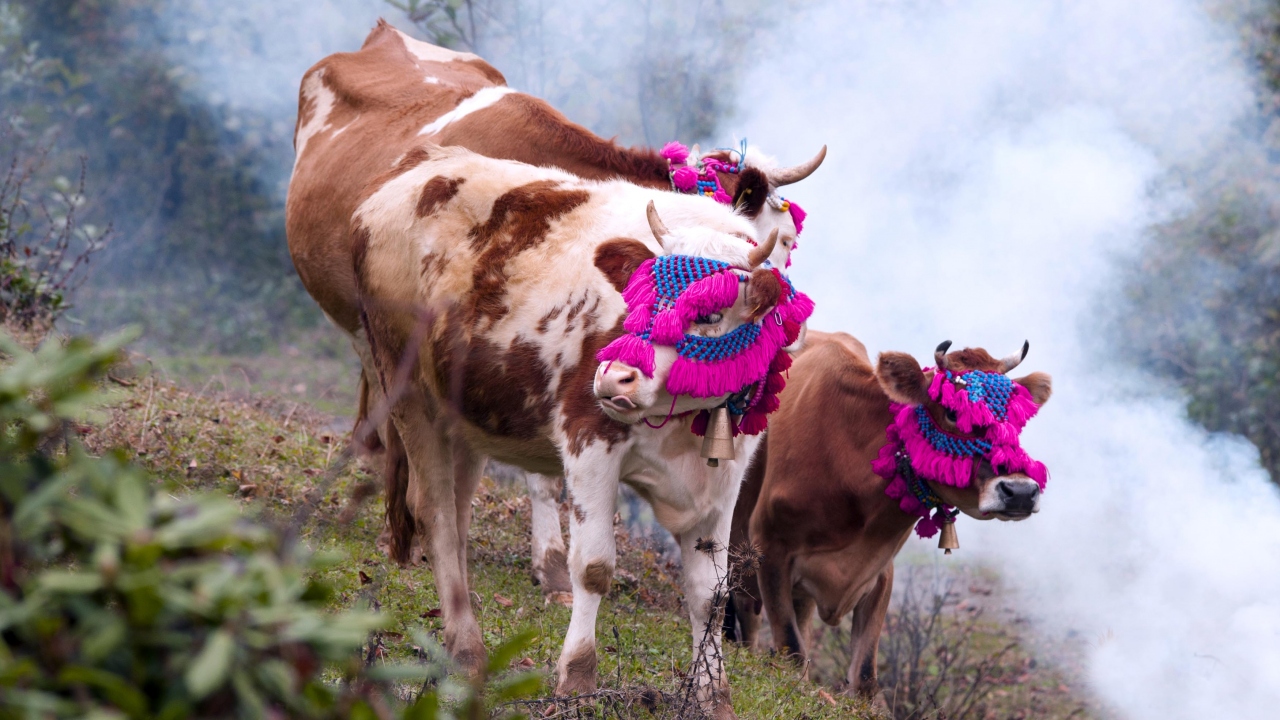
[
  {"left": 934, "top": 340, "right": 953, "bottom": 371},
  {"left": 768, "top": 145, "right": 827, "bottom": 187},
  {"left": 646, "top": 201, "right": 670, "bottom": 249},
  {"left": 1000, "top": 340, "right": 1030, "bottom": 374},
  {"left": 749, "top": 229, "right": 779, "bottom": 269}
]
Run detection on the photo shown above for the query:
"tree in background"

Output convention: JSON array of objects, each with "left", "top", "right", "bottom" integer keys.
[{"left": 1115, "top": 0, "right": 1280, "bottom": 484}]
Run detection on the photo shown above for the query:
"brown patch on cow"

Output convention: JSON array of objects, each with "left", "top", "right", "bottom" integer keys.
[
  {"left": 420, "top": 251, "right": 442, "bottom": 279},
  {"left": 565, "top": 294, "right": 589, "bottom": 322},
  {"left": 540, "top": 548, "right": 572, "bottom": 594},
  {"left": 746, "top": 268, "right": 783, "bottom": 321},
  {"left": 593, "top": 238, "right": 655, "bottom": 293},
  {"left": 944, "top": 347, "right": 1003, "bottom": 373},
  {"left": 582, "top": 560, "right": 613, "bottom": 596},
  {"left": 876, "top": 352, "right": 930, "bottom": 406},
  {"left": 433, "top": 329, "right": 555, "bottom": 440},
  {"left": 732, "top": 166, "right": 771, "bottom": 218},
  {"left": 416, "top": 175, "right": 465, "bottom": 218},
  {"left": 571, "top": 503, "right": 586, "bottom": 524},
  {"left": 467, "top": 180, "right": 591, "bottom": 322},
  {"left": 558, "top": 644, "right": 598, "bottom": 696},
  {"left": 385, "top": 422, "right": 414, "bottom": 565},
  {"left": 457, "top": 58, "right": 508, "bottom": 85},
  {"left": 1014, "top": 371, "right": 1053, "bottom": 406},
  {"left": 536, "top": 304, "right": 565, "bottom": 333},
  {"left": 558, "top": 318, "right": 630, "bottom": 456},
  {"left": 350, "top": 223, "right": 373, "bottom": 274}
]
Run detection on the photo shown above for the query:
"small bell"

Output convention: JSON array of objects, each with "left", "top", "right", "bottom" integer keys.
[
  {"left": 700, "top": 406, "right": 736, "bottom": 468},
  {"left": 938, "top": 519, "right": 960, "bottom": 555}
]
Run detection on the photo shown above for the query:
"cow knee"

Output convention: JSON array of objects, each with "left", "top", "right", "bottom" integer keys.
[{"left": 580, "top": 559, "right": 613, "bottom": 596}]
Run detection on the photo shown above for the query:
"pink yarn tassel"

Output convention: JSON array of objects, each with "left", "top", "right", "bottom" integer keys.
[
  {"left": 661, "top": 141, "right": 690, "bottom": 165},
  {"left": 596, "top": 334, "right": 655, "bottom": 377},
  {"left": 788, "top": 201, "right": 806, "bottom": 235}
]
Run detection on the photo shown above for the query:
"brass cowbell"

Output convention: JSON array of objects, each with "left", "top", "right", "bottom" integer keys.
[
  {"left": 938, "top": 519, "right": 960, "bottom": 555},
  {"left": 701, "top": 406, "right": 736, "bottom": 467}
]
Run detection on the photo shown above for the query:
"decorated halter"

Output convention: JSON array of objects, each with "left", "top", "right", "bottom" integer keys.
[
  {"left": 870, "top": 356, "right": 1048, "bottom": 539},
  {"left": 661, "top": 140, "right": 807, "bottom": 268},
  {"left": 595, "top": 248, "right": 814, "bottom": 437}
]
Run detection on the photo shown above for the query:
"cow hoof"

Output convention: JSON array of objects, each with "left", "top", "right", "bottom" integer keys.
[
  {"left": 544, "top": 591, "right": 573, "bottom": 607},
  {"left": 556, "top": 644, "right": 597, "bottom": 696}
]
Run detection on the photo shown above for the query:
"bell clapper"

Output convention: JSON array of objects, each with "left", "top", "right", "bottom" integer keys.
[{"left": 700, "top": 406, "right": 736, "bottom": 468}]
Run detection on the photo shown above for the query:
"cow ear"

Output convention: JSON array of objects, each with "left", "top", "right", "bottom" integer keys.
[
  {"left": 876, "top": 352, "right": 930, "bottom": 406},
  {"left": 732, "top": 166, "right": 770, "bottom": 218},
  {"left": 745, "top": 268, "right": 782, "bottom": 321},
  {"left": 1014, "top": 371, "right": 1052, "bottom": 406},
  {"left": 594, "top": 238, "right": 656, "bottom": 293}
]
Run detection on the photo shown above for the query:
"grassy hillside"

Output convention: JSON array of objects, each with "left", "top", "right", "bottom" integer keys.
[
  {"left": 82, "top": 358, "right": 878, "bottom": 719},
  {"left": 67, "top": 347, "right": 1102, "bottom": 719}
]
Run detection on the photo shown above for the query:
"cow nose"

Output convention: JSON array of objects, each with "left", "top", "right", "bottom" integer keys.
[
  {"left": 595, "top": 362, "right": 641, "bottom": 400},
  {"left": 996, "top": 480, "right": 1039, "bottom": 512}
]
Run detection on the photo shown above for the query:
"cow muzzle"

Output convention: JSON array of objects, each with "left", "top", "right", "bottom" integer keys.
[
  {"left": 594, "top": 361, "right": 650, "bottom": 422},
  {"left": 978, "top": 475, "right": 1041, "bottom": 520}
]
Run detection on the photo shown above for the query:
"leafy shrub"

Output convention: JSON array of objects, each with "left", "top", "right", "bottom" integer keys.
[{"left": 0, "top": 330, "right": 541, "bottom": 718}]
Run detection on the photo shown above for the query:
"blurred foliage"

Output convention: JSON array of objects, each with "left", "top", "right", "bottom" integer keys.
[
  {"left": 0, "top": 0, "right": 319, "bottom": 354},
  {"left": 0, "top": 329, "right": 542, "bottom": 718},
  {"left": 1115, "top": 0, "right": 1280, "bottom": 484}
]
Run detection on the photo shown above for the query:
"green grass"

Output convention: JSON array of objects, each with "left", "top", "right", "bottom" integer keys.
[{"left": 83, "top": 364, "right": 877, "bottom": 718}]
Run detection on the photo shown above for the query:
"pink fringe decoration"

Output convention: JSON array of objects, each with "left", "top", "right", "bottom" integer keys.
[
  {"left": 661, "top": 141, "right": 690, "bottom": 165},
  {"left": 595, "top": 334, "right": 654, "bottom": 378}
]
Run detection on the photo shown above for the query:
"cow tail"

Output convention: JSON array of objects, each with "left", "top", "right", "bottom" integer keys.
[{"left": 385, "top": 421, "right": 414, "bottom": 565}]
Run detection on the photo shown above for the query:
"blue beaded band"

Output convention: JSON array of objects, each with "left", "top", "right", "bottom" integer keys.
[
  {"left": 916, "top": 406, "right": 992, "bottom": 458},
  {"left": 950, "top": 370, "right": 1014, "bottom": 421}
]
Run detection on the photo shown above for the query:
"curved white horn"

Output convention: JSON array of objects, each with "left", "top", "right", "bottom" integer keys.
[
  {"left": 768, "top": 145, "right": 827, "bottom": 187},
  {"left": 646, "top": 201, "right": 670, "bottom": 249},
  {"left": 749, "top": 229, "right": 779, "bottom": 269},
  {"left": 1000, "top": 340, "right": 1030, "bottom": 374}
]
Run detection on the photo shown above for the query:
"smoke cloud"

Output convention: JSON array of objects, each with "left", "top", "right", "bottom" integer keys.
[
  {"left": 734, "top": 1, "right": 1280, "bottom": 717},
  {"left": 145, "top": 0, "right": 1280, "bottom": 715}
]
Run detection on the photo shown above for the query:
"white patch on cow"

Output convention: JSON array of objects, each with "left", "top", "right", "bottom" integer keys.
[
  {"left": 294, "top": 68, "right": 337, "bottom": 164},
  {"left": 394, "top": 28, "right": 481, "bottom": 64},
  {"left": 330, "top": 116, "right": 359, "bottom": 139},
  {"left": 419, "top": 86, "right": 517, "bottom": 136},
  {"left": 424, "top": 76, "right": 442, "bottom": 84}
]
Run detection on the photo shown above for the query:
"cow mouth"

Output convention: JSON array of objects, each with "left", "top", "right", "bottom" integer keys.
[
  {"left": 993, "top": 509, "right": 1035, "bottom": 521},
  {"left": 597, "top": 395, "right": 643, "bottom": 421}
]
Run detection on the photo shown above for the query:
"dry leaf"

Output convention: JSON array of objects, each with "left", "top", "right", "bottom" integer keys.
[
  {"left": 818, "top": 689, "right": 838, "bottom": 706},
  {"left": 422, "top": 608, "right": 442, "bottom": 618},
  {"left": 493, "top": 593, "right": 513, "bottom": 607},
  {"left": 358, "top": 570, "right": 372, "bottom": 585}
]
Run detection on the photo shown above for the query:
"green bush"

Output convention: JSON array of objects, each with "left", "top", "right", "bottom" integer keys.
[{"left": 0, "top": 330, "right": 541, "bottom": 718}]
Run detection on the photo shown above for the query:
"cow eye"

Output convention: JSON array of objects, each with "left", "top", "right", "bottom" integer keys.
[
  {"left": 694, "top": 312, "right": 723, "bottom": 325},
  {"left": 945, "top": 410, "right": 958, "bottom": 423}
]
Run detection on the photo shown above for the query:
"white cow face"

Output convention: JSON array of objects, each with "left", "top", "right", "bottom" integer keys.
[{"left": 592, "top": 203, "right": 812, "bottom": 425}]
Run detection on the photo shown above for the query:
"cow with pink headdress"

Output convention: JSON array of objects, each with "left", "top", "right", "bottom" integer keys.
[
  {"left": 725, "top": 332, "right": 1053, "bottom": 702},
  {"left": 353, "top": 141, "right": 813, "bottom": 718}
]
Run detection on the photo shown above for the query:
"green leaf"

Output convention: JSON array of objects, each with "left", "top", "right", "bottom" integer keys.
[
  {"left": 486, "top": 628, "right": 538, "bottom": 675},
  {"left": 38, "top": 570, "right": 103, "bottom": 594},
  {"left": 185, "top": 629, "right": 235, "bottom": 699}
]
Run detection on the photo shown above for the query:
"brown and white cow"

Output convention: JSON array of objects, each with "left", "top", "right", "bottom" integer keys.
[
  {"left": 352, "top": 141, "right": 805, "bottom": 717},
  {"left": 725, "top": 331, "right": 1052, "bottom": 699},
  {"left": 284, "top": 19, "right": 824, "bottom": 596}
]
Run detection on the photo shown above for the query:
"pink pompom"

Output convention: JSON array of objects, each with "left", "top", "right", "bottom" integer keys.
[
  {"left": 661, "top": 141, "right": 690, "bottom": 165},
  {"left": 671, "top": 166, "right": 698, "bottom": 192},
  {"left": 712, "top": 190, "right": 732, "bottom": 205},
  {"left": 788, "top": 201, "right": 807, "bottom": 235}
]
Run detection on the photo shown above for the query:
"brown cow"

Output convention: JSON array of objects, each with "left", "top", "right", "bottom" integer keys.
[
  {"left": 725, "top": 331, "right": 1052, "bottom": 699},
  {"left": 285, "top": 20, "right": 824, "bottom": 592}
]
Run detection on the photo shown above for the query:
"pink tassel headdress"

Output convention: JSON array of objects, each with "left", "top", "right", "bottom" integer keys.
[
  {"left": 595, "top": 254, "right": 813, "bottom": 436},
  {"left": 870, "top": 368, "right": 1048, "bottom": 538}
]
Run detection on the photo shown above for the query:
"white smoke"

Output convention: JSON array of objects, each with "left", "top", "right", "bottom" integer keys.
[{"left": 733, "top": 1, "right": 1280, "bottom": 717}]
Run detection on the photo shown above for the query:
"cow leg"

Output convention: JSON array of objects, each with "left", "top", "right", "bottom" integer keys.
[
  {"left": 758, "top": 545, "right": 805, "bottom": 661},
  {"left": 393, "top": 408, "right": 486, "bottom": 675},
  {"left": 846, "top": 566, "right": 893, "bottom": 700},
  {"left": 527, "top": 473, "right": 572, "bottom": 602},
  {"left": 452, "top": 436, "right": 485, "bottom": 592},
  {"left": 793, "top": 590, "right": 818, "bottom": 676},
  {"left": 555, "top": 462, "right": 621, "bottom": 696},
  {"left": 678, "top": 511, "right": 737, "bottom": 719}
]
